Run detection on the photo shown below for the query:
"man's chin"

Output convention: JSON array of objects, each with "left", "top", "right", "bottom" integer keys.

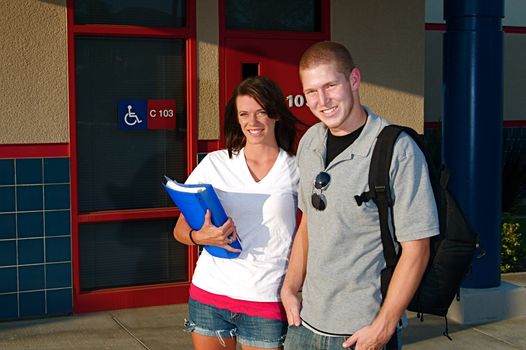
[{"left": 319, "top": 117, "right": 340, "bottom": 129}]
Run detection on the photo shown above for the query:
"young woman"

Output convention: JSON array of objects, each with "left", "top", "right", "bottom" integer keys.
[{"left": 173, "top": 76, "right": 302, "bottom": 350}]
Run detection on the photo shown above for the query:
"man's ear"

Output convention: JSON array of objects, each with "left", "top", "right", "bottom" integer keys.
[{"left": 350, "top": 67, "right": 361, "bottom": 90}]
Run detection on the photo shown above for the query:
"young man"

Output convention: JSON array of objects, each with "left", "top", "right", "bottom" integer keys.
[{"left": 281, "top": 41, "right": 440, "bottom": 350}]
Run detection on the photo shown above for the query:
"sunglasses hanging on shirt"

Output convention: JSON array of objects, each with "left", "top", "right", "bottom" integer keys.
[{"left": 311, "top": 171, "right": 331, "bottom": 210}]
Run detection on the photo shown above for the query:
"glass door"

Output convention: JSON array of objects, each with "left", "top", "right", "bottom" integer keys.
[{"left": 68, "top": 0, "right": 197, "bottom": 312}]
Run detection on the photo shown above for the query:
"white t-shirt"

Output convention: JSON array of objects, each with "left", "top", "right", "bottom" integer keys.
[{"left": 186, "top": 148, "right": 299, "bottom": 302}]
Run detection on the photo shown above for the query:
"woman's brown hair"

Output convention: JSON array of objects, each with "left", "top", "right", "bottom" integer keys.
[{"left": 224, "top": 76, "right": 303, "bottom": 158}]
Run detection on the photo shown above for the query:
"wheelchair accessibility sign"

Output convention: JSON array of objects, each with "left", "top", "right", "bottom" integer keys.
[{"left": 118, "top": 99, "right": 176, "bottom": 130}]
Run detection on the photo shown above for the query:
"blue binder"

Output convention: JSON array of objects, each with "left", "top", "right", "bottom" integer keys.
[{"left": 162, "top": 176, "right": 242, "bottom": 258}]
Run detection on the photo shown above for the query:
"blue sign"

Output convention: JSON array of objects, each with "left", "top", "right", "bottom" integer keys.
[{"left": 118, "top": 100, "right": 148, "bottom": 130}]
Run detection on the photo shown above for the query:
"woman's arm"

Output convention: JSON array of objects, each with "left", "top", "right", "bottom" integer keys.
[{"left": 173, "top": 210, "right": 241, "bottom": 252}]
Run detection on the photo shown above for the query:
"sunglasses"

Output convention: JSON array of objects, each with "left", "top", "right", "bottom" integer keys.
[{"left": 311, "top": 171, "right": 331, "bottom": 210}]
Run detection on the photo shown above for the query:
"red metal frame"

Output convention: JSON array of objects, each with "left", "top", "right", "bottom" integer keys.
[
  {"left": 72, "top": 24, "right": 194, "bottom": 38},
  {"left": 73, "top": 284, "right": 190, "bottom": 313},
  {"left": 197, "top": 140, "right": 221, "bottom": 153},
  {"left": 66, "top": 0, "right": 198, "bottom": 313},
  {"left": 78, "top": 208, "right": 181, "bottom": 223}
]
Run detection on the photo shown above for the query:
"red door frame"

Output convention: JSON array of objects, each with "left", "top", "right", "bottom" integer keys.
[
  {"left": 218, "top": 0, "right": 331, "bottom": 144},
  {"left": 66, "top": 0, "right": 198, "bottom": 313}
]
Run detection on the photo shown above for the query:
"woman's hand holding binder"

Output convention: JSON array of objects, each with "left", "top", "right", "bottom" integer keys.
[{"left": 192, "top": 210, "right": 241, "bottom": 253}]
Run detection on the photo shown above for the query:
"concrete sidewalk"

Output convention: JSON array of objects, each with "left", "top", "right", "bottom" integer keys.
[
  {"left": 1, "top": 304, "right": 526, "bottom": 350},
  {"left": 1, "top": 273, "right": 525, "bottom": 350}
]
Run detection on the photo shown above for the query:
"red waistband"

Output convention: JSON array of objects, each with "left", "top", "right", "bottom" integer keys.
[{"left": 190, "top": 284, "right": 286, "bottom": 321}]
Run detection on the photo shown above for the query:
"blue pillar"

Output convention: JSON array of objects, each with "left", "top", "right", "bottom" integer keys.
[{"left": 443, "top": 0, "right": 504, "bottom": 288}]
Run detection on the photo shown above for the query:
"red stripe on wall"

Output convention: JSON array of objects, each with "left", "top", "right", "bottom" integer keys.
[
  {"left": 425, "top": 23, "right": 526, "bottom": 34},
  {"left": 425, "top": 23, "right": 446, "bottom": 31},
  {"left": 504, "top": 26, "right": 526, "bottom": 34},
  {"left": 424, "top": 122, "right": 442, "bottom": 129},
  {"left": 504, "top": 120, "right": 526, "bottom": 127},
  {"left": 0, "top": 144, "right": 69, "bottom": 159},
  {"left": 425, "top": 121, "right": 526, "bottom": 129}
]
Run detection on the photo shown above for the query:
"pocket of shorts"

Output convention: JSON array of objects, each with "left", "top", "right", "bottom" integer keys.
[{"left": 183, "top": 318, "right": 196, "bottom": 333}]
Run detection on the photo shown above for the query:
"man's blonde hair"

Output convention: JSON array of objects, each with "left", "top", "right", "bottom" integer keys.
[{"left": 299, "top": 41, "right": 355, "bottom": 76}]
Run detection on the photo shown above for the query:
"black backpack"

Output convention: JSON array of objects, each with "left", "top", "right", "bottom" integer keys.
[{"left": 355, "top": 125, "right": 478, "bottom": 336}]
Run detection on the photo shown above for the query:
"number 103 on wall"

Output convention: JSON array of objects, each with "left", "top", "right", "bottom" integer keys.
[{"left": 286, "top": 94, "right": 305, "bottom": 108}]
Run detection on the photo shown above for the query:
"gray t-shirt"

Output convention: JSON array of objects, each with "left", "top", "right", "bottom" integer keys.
[{"left": 297, "top": 109, "right": 440, "bottom": 335}]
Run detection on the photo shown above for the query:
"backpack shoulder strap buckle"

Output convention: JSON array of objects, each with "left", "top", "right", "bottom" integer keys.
[{"left": 355, "top": 191, "right": 372, "bottom": 206}]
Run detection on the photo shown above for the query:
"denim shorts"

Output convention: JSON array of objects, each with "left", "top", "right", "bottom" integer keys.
[
  {"left": 185, "top": 297, "right": 287, "bottom": 348},
  {"left": 284, "top": 324, "right": 403, "bottom": 350}
]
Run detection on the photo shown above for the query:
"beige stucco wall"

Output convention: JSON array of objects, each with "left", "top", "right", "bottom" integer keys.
[
  {"left": 0, "top": 0, "right": 69, "bottom": 144},
  {"left": 196, "top": 0, "right": 220, "bottom": 140},
  {"left": 424, "top": 31, "right": 443, "bottom": 122},
  {"left": 425, "top": 0, "right": 526, "bottom": 122},
  {"left": 424, "top": 31, "right": 526, "bottom": 122},
  {"left": 331, "top": 0, "right": 425, "bottom": 133},
  {"left": 504, "top": 34, "right": 526, "bottom": 120}
]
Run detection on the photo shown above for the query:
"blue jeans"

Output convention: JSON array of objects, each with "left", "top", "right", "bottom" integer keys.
[
  {"left": 185, "top": 298, "right": 287, "bottom": 348},
  {"left": 284, "top": 324, "right": 403, "bottom": 350}
]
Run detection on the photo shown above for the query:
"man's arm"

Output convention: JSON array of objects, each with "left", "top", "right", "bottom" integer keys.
[
  {"left": 343, "top": 237, "right": 430, "bottom": 349},
  {"left": 281, "top": 213, "right": 309, "bottom": 326}
]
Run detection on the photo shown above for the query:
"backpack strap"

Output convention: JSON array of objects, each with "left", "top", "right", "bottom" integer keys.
[
  {"left": 369, "top": 125, "right": 406, "bottom": 270},
  {"left": 366, "top": 125, "right": 406, "bottom": 350}
]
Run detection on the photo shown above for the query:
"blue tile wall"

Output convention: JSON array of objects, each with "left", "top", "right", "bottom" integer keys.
[
  {"left": 17, "top": 159, "right": 42, "bottom": 185},
  {"left": 18, "top": 239, "right": 44, "bottom": 265},
  {"left": 0, "top": 157, "right": 72, "bottom": 321},
  {"left": 0, "top": 241, "right": 16, "bottom": 266},
  {"left": 44, "top": 185, "right": 70, "bottom": 210},
  {"left": 46, "top": 288, "right": 72, "bottom": 315},
  {"left": 19, "top": 291, "right": 45, "bottom": 318},
  {"left": 44, "top": 158, "right": 70, "bottom": 183},
  {"left": 0, "top": 214, "right": 16, "bottom": 239},
  {"left": 18, "top": 212, "right": 44, "bottom": 238},
  {"left": 0, "top": 159, "right": 14, "bottom": 185},
  {"left": 0, "top": 294, "right": 18, "bottom": 319},
  {"left": 0, "top": 187, "right": 15, "bottom": 212},
  {"left": 17, "top": 185, "right": 43, "bottom": 211},
  {"left": 0, "top": 267, "right": 17, "bottom": 293},
  {"left": 46, "top": 237, "right": 71, "bottom": 262},
  {"left": 45, "top": 210, "right": 70, "bottom": 236},
  {"left": 46, "top": 263, "right": 72, "bottom": 289},
  {"left": 19, "top": 265, "right": 45, "bottom": 291}
]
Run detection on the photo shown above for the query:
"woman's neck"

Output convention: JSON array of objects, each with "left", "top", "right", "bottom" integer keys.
[
  {"left": 243, "top": 144, "right": 280, "bottom": 182},
  {"left": 243, "top": 143, "right": 280, "bottom": 161}
]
